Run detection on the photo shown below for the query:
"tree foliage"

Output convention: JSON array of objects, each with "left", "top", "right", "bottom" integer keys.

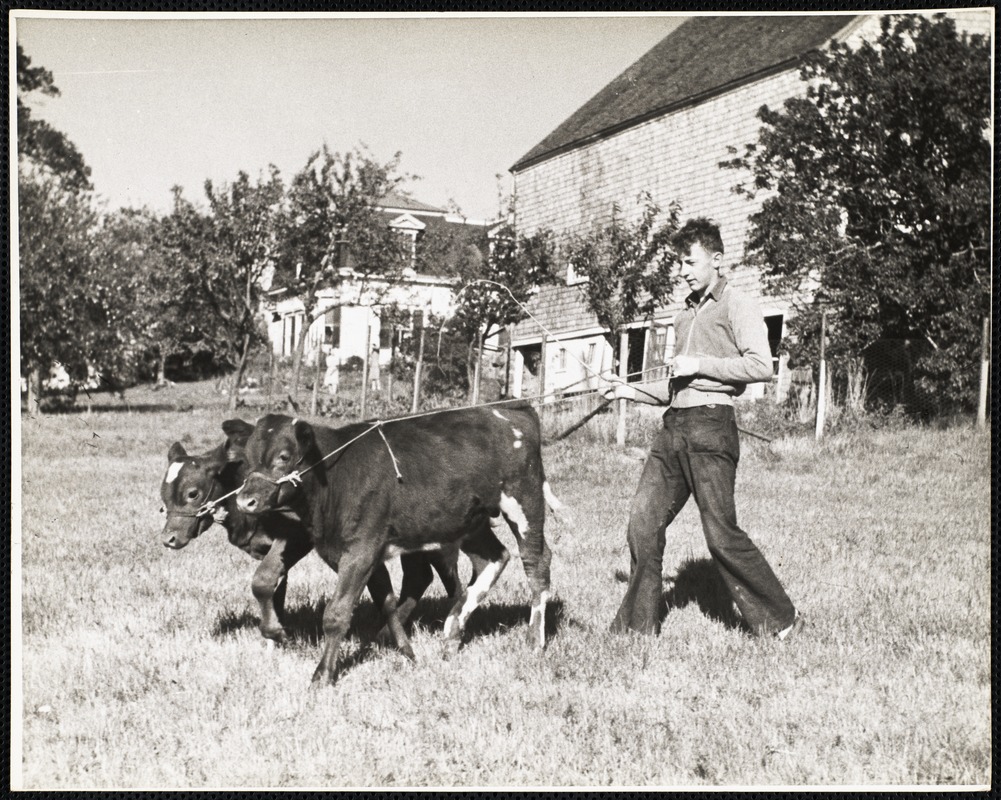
[
  {"left": 450, "top": 224, "right": 559, "bottom": 344},
  {"left": 17, "top": 45, "right": 105, "bottom": 393},
  {"left": 277, "top": 146, "right": 412, "bottom": 399},
  {"left": 17, "top": 44, "right": 91, "bottom": 192},
  {"left": 563, "top": 193, "right": 681, "bottom": 349},
  {"left": 722, "top": 14, "right": 990, "bottom": 413}
]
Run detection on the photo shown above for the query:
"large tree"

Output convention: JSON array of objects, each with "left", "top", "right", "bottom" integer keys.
[
  {"left": 17, "top": 45, "right": 100, "bottom": 407},
  {"left": 722, "top": 14, "right": 990, "bottom": 414},
  {"left": 563, "top": 193, "right": 681, "bottom": 355},
  {"left": 277, "top": 146, "right": 411, "bottom": 400},
  {"left": 447, "top": 223, "right": 559, "bottom": 398},
  {"left": 204, "top": 168, "right": 285, "bottom": 408}
]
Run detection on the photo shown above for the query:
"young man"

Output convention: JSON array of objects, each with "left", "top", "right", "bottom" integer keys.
[{"left": 605, "top": 218, "right": 802, "bottom": 639}]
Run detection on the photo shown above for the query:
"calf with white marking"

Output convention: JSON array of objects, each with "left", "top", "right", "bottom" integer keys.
[
  {"left": 160, "top": 420, "right": 458, "bottom": 646},
  {"left": 234, "top": 403, "right": 561, "bottom": 684}
]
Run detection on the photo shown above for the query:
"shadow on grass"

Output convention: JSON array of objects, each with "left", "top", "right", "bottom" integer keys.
[
  {"left": 213, "top": 594, "right": 567, "bottom": 650},
  {"left": 661, "top": 557, "right": 748, "bottom": 631},
  {"left": 30, "top": 402, "right": 188, "bottom": 415}
]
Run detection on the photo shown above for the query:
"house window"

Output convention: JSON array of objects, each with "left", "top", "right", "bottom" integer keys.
[
  {"left": 379, "top": 311, "right": 395, "bottom": 348},
  {"left": 764, "top": 314, "right": 783, "bottom": 375},
  {"left": 324, "top": 307, "right": 341, "bottom": 348},
  {"left": 586, "top": 342, "right": 597, "bottom": 365},
  {"left": 557, "top": 348, "right": 567, "bottom": 371}
]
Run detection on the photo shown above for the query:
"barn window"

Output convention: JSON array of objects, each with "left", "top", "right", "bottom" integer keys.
[
  {"left": 586, "top": 342, "right": 597, "bottom": 365},
  {"left": 764, "top": 314, "right": 783, "bottom": 375},
  {"left": 556, "top": 348, "right": 568, "bottom": 372},
  {"left": 565, "top": 262, "right": 589, "bottom": 286}
]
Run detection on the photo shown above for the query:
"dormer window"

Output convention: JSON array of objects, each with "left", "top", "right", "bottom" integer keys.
[{"left": 388, "top": 213, "right": 426, "bottom": 266}]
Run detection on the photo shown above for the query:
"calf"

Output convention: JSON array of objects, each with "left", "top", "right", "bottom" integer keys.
[
  {"left": 160, "top": 420, "right": 458, "bottom": 646},
  {"left": 234, "top": 402, "right": 561, "bottom": 684}
]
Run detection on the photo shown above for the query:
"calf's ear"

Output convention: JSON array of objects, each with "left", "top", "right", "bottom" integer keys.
[
  {"left": 168, "top": 442, "right": 187, "bottom": 462},
  {"left": 222, "top": 418, "right": 254, "bottom": 462},
  {"left": 292, "top": 418, "right": 318, "bottom": 458}
]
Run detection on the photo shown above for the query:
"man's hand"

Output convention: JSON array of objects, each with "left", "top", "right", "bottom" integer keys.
[
  {"left": 672, "top": 355, "right": 700, "bottom": 378},
  {"left": 602, "top": 377, "right": 636, "bottom": 402}
]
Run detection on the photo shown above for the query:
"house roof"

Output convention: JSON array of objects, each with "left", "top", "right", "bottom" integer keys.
[
  {"left": 511, "top": 14, "right": 859, "bottom": 172},
  {"left": 378, "top": 191, "right": 449, "bottom": 215}
]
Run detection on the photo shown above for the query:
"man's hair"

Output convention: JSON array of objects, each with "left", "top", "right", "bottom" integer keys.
[{"left": 672, "top": 218, "right": 724, "bottom": 256}]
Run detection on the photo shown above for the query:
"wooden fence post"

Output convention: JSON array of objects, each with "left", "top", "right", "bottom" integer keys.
[
  {"left": 360, "top": 321, "right": 372, "bottom": 420},
  {"left": 265, "top": 349, "right": 275, "bottom": 412},
  {"left": 310, "top": 355, "right": 322, "bottom": 416},
  {"left": 978, "top": 315, "right": 989, "bottom": 428},
  {"left": 616, "top": 329, "right": 629, "bottom": 447},
  {"left": 411, "top": 325, "right": 425, "bottom": 414},
  {"left": 472, "top": 329, "right": 484, "bottom": 404},
  {"left": 504, "top": 333, "right": 512, "bottom": 398},
  {"left": 388, "top": 328, "right": 396, "bottom": 404},
  {"left": 539, "top": 334, "right": 548, "bottom": 403},
  {"left": 815, "top": 309, "right": 828, "bottom": 441}
]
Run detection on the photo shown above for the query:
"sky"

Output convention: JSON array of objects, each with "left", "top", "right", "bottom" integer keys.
[{"left": 14, "top": 13, "right": 688, "bottom": 222}]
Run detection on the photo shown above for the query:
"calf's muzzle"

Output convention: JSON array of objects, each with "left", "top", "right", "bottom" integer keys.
[{"left": 237, "top": 473, "right": 281, "bottom": 514}]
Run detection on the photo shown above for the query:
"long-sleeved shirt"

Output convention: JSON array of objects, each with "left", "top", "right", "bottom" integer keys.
[{"left": 632, "top": 275, "right": 774, "bottom": 408}]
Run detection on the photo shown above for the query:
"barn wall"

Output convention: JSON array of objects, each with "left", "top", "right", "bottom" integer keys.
[{"left": 509, "top": 9, "right": 991, "bottom": 404}]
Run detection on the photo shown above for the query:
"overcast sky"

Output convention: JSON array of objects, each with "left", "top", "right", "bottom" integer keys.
[{"left": 14, "top": 13, "right": 687, "bottom": 221}]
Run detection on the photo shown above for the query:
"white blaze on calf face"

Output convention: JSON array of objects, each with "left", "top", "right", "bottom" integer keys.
[
  {"left": 492, "top": 410, "right": 508, "bottom": 420},
  {"left": 165, "top": 461, "right": 184, "bottom": 484},
  {"left": 511, "top": 427, "right": 523, "bottom": 449}
]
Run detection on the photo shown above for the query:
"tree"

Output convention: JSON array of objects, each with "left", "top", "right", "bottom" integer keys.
[
  {"left": 204, "top": 168, "right": 285, "bottom": 408},
  {"left": 563, "top": 193, "right": 681, "bottom": 356},
  {"left": 19, "top": 175, "right": 99, "bottom": 395},
  {"left": 17, "top": 45, "right": 100, "bottom": 408},
  {"left": 277, "top": 145, "right": 411, "bottom": 401},
  {"left": 447, "top": 223, "right": 559, "bottom": 398},
  {"left": 721, "top": 14, "right": 990, "bottom": 414},
  {"left": 87, "top": 207, "right": 163, "bottom": 386},
  {"left": 17, "top": 44, "right": 90, "bottom": 192}
]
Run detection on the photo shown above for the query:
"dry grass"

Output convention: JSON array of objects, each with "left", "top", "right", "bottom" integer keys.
[{"left": 13, "top": 387, "right": 991, "bottom": 789}]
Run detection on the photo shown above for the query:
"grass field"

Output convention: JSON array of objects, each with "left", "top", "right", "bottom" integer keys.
[{"left": 13, "top": 385, "right": 992, "bottom": 789}]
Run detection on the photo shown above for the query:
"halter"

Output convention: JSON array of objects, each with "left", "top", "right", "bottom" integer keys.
[{"left": 162, "top": 473, "right": 231, "bottom": 523}]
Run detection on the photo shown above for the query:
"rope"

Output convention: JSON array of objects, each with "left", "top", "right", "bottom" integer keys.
[
  {"left": 230, "top": 278, "right": 771, "bottom": 499},
  {"left": 451, "top": 279, "right": 671, "bottom": 406}
]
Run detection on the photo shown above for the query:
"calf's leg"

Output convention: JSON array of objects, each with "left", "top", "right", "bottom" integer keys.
[
  {"left": 443, "top": 524, "right": 509, "bottom": 646},
  {"left": 501, "top": 486, "right": 551, "bottom": 649},
  {"left": 367, "top": 563, "right": 415, "bottom": 661},
  {"left": 252, "top": 535, "right": 314, "bottom": 642},
  {"left": 312, "top": 557, "right": 374, "bottom": 685}
]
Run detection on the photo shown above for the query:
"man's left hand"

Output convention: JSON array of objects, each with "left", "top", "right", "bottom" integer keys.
[{"left": 672, "top": 355, "right": 700, "bottom": 377}]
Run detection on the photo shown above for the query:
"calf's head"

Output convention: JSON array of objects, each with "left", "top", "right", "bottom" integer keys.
[
  {"left": 159, "top": 419, "right": 255, "bottom": 549},
  {"left": 235, "top": 415, "right": 319, "bottom": 515}
]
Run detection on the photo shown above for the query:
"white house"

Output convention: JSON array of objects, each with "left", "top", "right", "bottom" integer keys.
[
  {"left": 507, "top": 11, "right": 992, "bottom": 403},
  {"left": 265, "top": 193, "right": 491, "bottom": 369}
]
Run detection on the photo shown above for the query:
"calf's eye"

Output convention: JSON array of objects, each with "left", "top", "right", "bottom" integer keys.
[{"left": 186, "top": 488, "right": 199, "bottom": 500}]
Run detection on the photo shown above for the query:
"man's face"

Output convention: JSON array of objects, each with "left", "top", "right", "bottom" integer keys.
[{"left": 679, "top": 242, "right": 721, "bottom": 296}]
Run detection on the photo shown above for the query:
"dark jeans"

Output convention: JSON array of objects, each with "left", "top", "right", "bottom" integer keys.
[{"left": 611, "top": 404, "right": 795, "bottom": 636}]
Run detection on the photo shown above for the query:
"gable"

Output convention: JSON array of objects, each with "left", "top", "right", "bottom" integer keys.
[{"left": 511, "top": 14, "right": 859, "bottom": 172}]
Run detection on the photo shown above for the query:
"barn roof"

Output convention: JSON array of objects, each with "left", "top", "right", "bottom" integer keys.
[{"left": 511, "top": 14, "right": 859, "bottom": 172}]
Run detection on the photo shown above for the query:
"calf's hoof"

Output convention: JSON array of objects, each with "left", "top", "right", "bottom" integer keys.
[
  {"left": 398, "top": 642, "right": 417, "bottom": 662},
  {"left": 442, "top": 638, "right": 461, "bottom": 660},
  {"left": 374, "top": 626, "right": 395, "bottom": 649},
  {"left": 310, "top": 667, "right": 337, "bottom": 686},
  {"left": 260, "top": 625, "right": 288, "bottom": 644},
  {"left": 526, "top": 625, "right": 547, "bottom": 650}
]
